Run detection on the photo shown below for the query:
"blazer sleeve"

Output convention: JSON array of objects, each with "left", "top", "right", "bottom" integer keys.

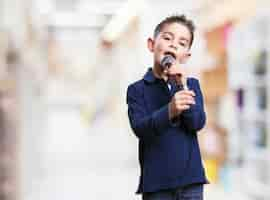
[
  {"left": 180, "top": 78, "right": 206, "bottom": 132},
  {"left": 126, "top": 83, "right": 171, "bottom": 141}
]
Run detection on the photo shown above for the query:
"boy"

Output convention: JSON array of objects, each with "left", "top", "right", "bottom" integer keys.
[{"left": 126, "top": 15, "right": 208, "bottom": 200}]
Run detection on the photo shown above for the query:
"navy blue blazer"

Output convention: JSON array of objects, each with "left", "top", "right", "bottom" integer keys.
[{"left": 126, "top": 68, "right": 208, "bottom": 194}]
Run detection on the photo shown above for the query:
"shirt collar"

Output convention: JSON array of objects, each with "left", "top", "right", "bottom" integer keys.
[{"left": 143, "top": 68, "right": 162, "bottom": 84}]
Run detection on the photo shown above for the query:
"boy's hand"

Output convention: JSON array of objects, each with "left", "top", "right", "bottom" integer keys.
[
  {"left": 163, "top": 61, "right": 196, "bottom": 119},
  {"left": 169, "top": 90, "right": 196, "bottom": 119},
  {"left": 163, "top": 63, "right": 187, "bottom": 87},
  {"left": 167, "top": 62, "right": 195, "bottom": 119}
]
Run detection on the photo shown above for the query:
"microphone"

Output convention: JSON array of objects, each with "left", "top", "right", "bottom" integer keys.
[
  {"left": 161, "top": 55, "right": 188, "bottom": 90},
  {"left": 160, "top": 54, "right": 175, "bottom": 70}
]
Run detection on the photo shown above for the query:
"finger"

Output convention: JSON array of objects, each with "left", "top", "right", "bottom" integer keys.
[
  {"left": 163, "top": 69, "right": 168, "bottom": 74},
  {"left": 178, "top": 90, "right": 195, "bottom": 97},
  {"left": 182, "top": 105, "right": 190, "bottom": 110},
  {"left": 174, "top": 99, "right": 194, "bottom": 107},
  {"left": 175, "top": 96, "right": 195, "bottom": 104},
  {"left": 176, "top": 104, "right": 190, "bottom": 111},
  {"left": 189, "top": 90, "right": 196, "bottom": 96},
  {"left": 183, "top": 90, "right": 195, "bottom": 96},
  {"left": 176, "top": 99, "right": 195, "bottom": 106},
  {"left": 175, "top": 93, "right": 195, "bottom": 101}
]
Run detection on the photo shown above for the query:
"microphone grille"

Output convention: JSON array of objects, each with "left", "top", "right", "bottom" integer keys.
[{"left": 161, "top": 55, "right": 175, "bottom": 69}]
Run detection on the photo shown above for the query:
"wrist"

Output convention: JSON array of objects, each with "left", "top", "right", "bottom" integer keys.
[{"left": 168, "top": 102, "right": 177, "bottom": 119}]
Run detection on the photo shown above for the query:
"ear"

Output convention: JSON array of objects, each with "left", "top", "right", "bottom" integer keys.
[
  {"left": 180, "top": 52, "right": 191, "bottom": 64},
  {"left": 147, "top": 38, "right": 154, "bottom": 52}
]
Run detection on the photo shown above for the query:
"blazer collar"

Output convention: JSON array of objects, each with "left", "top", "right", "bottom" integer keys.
[{"left": 143, "top": 68, "right": 161, "bottom": 84}]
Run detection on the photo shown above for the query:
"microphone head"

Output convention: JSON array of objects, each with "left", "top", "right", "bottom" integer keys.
[{"left": 160, "top": 54, "right": 175, "bottom": 70}]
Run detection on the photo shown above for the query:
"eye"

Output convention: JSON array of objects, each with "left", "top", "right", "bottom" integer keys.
[
  {"left": 179, "top": 42, "right": 187, "bottom": 46},
  {"left": 162, "top": 35, "right": 171, "bottom": 41}
]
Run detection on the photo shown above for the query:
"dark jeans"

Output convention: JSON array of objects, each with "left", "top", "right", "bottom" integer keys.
[{"left": 142, "top": 184, "right": 203, "bottom": 200}]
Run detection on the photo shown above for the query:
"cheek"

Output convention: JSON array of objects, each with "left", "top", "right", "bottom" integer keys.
[
  {"left": 157, "top": 42, "right": 166, "bottom": 50},
  {"left": 154, "top": 44, "right": 165, "bottom": 56}
]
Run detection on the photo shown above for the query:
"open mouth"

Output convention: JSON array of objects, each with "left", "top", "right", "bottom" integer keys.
[{"left": 164, "top": 51, "right": 176, "bottom": 59}]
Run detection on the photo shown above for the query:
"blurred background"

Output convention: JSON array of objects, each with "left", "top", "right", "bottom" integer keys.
[{"left": 0, "top": 0, "right": 270, "bottom": 199}]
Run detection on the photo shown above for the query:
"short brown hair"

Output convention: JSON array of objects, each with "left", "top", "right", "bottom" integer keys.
[{"left": 154, "top": 14, "right": 195, "bottom": 48}]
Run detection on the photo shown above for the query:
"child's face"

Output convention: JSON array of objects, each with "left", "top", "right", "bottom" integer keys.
[{"left": 148, "top": 22, "right": 192, "bottom": 68}]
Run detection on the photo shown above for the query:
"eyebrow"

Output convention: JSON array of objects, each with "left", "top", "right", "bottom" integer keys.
[{"left": 162, "top": 32, "right": 173, "bottom": 36}]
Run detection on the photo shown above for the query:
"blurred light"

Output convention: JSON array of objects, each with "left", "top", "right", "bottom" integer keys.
[
  {"left": 196, "top": 0, "right": 267, "bottom": 31},
  {"left": 101, "top": 0, "right": 145, "bottom": 43},
  {"left": 47, "top": 13, "right": 109, "bottom": 28}
]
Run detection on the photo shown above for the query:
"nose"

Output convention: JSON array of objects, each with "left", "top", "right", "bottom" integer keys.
[
  {"left": 169, "top": 39, "right": 178, "bottom": 50},
  {"left": 169, "top": 44, "right": 177, "bottom": 50}
]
